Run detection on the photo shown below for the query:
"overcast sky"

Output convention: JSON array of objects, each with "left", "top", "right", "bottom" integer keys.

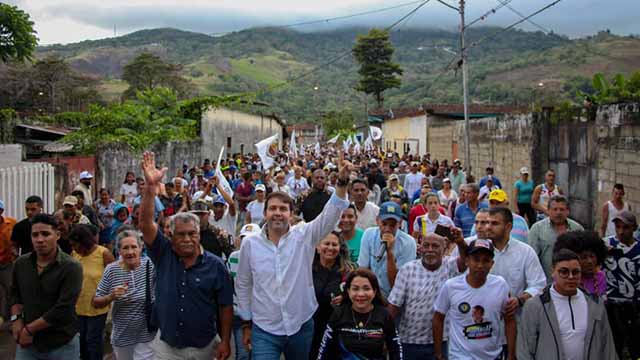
[{"left": 7, "top": 0, "right": 640, "bottom": 45}]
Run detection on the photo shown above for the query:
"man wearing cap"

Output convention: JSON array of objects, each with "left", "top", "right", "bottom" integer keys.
[
  {"left": 380, "top": 174, "right": 408, "bottom": 207},
  {"left": 448, "top": 160, "right": 466, "bottom": 194},
  {"left": 479, "top": 176, "right": 499, "bottom": 202},
  {"left": 404, "top": 162, "right": 426, "bottom": 202},
  {"left": 358, "top": 201, "right": 417, "bottom": 297},
  {"left": 513, "top": 166, "right": 536, "bottom": 226},
  {"left": 479, "top": 166, "right": 502, "bottom": 190},
  {"left": 396, "top": 161, "right": 408, "bottom": 186},
  {"left": 299, "top": 169, "right": 331, "bottom": 222},
  {"left": 190, "top": 200, "right": 233, "bottom": 259},
  {"left": 367, "top": 159, "right": 387, "bottom": 190},
  {"left": 528, "top": 195, "right": 583, "bottom": 282},
  {"left": 433, "top": 238, "right": 516, "bottom": 360},
  {"left": 0, "top": 199, "right": 17, "bottom": 324},
  {"left": 62, "top": 196, "right": 91, "bottom": 225},
  {"left": 74, "top": 171, "right": 94, "bottom": 207},
  {"left": 246, "top": 184, "right": 266, "bottom": 225},
  {"left": 602, "top": 210, "right": 640, "bottom": 359},
  {"left": 470, "top": 189, "right": 530, "bottom": 243},
  {"left": 203, "top": 177, "right": 237, "bottom": 238}
]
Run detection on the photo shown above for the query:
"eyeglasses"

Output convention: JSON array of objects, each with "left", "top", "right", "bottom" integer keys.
[{"left": 557, "top": 268, "right": 581, "bottom": 279}]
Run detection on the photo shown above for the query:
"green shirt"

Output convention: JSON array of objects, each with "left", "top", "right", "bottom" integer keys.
[
  {"left": 528, "top": 217, "right": 584, "bottom": 282},
  {"left": 10, "top": 248, "right": 83, "bottom": 353},
  {"left": 345, "top": 228, "right": 364, "bottom": 263}
]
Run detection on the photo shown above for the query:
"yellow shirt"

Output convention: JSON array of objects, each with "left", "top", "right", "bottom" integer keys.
[{"left": 73, "top": 245, "right": 110, "bottom": 316}]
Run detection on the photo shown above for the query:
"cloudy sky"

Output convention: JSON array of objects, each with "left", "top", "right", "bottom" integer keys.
[{"left": 7, "top": 0, "right": 640, "bottom": 45}]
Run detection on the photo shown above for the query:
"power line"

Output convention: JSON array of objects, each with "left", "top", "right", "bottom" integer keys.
[
  {"left": 208, "top": 0, "right": 425, "bottom": 36},
  {"left": 493, "top": 0, "right": 550, "bottom": 33},
  {"left": 465, "top": 0, "right": 513, "bottom": 28},
  {"left": 386, "top": 0, "right": 432, "bottom": 30}
]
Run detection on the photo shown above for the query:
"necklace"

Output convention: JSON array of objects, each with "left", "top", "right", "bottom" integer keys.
[{"left": 351, "top": 307, "right": 373, "bottom": 330}]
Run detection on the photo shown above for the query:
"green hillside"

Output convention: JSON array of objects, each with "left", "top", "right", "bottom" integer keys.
[{"left": 37, "top": 27, "right": 640, "bottom": 122}]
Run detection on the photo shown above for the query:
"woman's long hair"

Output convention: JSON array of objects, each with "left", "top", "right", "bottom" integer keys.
[
  {"left": 341, "top": 268, "right": 388, "bottom": 307},
  {"left": 313, "top": 231, "right": 355, "bottom": 275}
]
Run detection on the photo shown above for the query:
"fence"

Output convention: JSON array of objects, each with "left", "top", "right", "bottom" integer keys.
[{"left": 0, "top": 162, "right": 55, "bottom": 219}]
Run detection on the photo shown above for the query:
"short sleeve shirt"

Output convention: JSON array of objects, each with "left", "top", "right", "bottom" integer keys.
[
  {"left": 209, "top": 208, "right": 238, "bottom": 238},
  {"left": 433, "top": 274, "right": 509, "bottom": 360},
  {"left": 388, "top": 258, "right": 460, "bottom": 344}
]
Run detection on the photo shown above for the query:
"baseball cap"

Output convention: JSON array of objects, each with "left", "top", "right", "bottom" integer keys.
[
  {"left": 212, "top": 195, "right": 226, "bottom": 205},
  {"left": 443, "top": 177, "right": 451, "bottom": 183},
  {"left": 63, "top": 195, "right": 78, "bottom": 206},
  {"left": 240, "top": 223, "right": 261, "bottom": 238},
  {"left": 520, "top": 166, "right": 529, "bottom": 174},
  {"left": 190, "top": 200, "right": 210, "bottom": 214},
  {"left": 79, "top": 171, "right": 93, "bottom": 180},
  {"left": 398, "top": 161, "right": 407, "bottom": 167},
  {"left": 612, "top": 211, "right": 637, "bottom": 226},
  {"left": 468, "top": 239, "right": 495, "bottom": 257},
  {"left": 389, "top": 174, "right": 399, "bottom": 181},
  {"left": 453, "top": 159, "right": 461, "bottom": 164},
  {"left": 486, "top": 175, "right": 494, "bottom": 182},
  {"left": 488, "top": 189, "right": 508, "bottom": 203},
  {"left": 195, "top": 169, "right": 204, "bottom": 177},
  {"left": 379, "top": 202, "right": 403, "bottom": 222},
  {"left": 0, "top": 200, "right": 4, "bottom": 210},
  {"left": 255, "top": 184, "right": 266, "bottom": 192},
  {"left": 369, "top": 158, "right": 378, "bottom": 165}
]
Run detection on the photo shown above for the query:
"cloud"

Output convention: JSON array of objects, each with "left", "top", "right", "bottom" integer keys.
[{"left": 7, "top": 0, "right": 640, "bottom": 44}]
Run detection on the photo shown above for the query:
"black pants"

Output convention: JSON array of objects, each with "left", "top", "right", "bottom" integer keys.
[
  {"left": 517, "top": 202, "right": 536, "bottom": 227},
  {"left": 606, "top": 302, "right": 640, "bottom": 359}
]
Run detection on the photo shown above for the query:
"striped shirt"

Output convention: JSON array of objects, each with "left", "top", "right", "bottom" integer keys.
[{"left": 95, "top": 257, "right": 157, "bottom": 347}]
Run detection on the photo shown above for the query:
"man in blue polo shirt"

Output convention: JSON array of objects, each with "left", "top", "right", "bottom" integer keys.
[
  {"left": 139, "top": 151, "right": 233, "bottom": 360},
  {"left": 358, "top": 201, "right": 417, "bottom": 297},
  {"left": 455, "top": 183, "right": 488, "bottom": 237}
]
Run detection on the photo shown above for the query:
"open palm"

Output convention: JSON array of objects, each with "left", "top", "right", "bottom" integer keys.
[{"left": 141, "top": 151, "right": 167, "bottom": 185}]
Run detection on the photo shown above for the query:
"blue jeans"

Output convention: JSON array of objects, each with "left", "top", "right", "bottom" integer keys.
[
  {"left": 15, "top": 334, "right": 80, "bottom": 360},
  {"left": 402, "top": 342, "right": 447, "bottom": 360},
  {"left": 233, "top": 316, "right": 251, "bottom": 360},
  {"left": 78, "top": 313, "right": 107, "bottom": 360},
  {"left": 251, "top": 318, "right": 314, "bottom": 360}
]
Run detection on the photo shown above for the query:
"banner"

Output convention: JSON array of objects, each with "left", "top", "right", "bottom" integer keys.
[
  {"left": 255, "top": 134, "right": 279, "bottom": 170},
  {"left": 370, "top": 126, "right": 383, "bottom": 141}
]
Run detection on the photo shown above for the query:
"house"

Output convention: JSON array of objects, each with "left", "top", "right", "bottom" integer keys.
[
  {"left": 13, "top": 123, "right": 75, "bottom": 159},
  {"left": 201, "top": 103, "right": 287, "bottom": 157},
  {"left": 286, "top": 123, "right": 323, "bottom": 146}
]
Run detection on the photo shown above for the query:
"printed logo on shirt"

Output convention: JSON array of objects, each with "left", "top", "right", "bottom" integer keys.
[
  {"left": 463, "top": 305, "right": 493, "bottom": 340},
  {"left": 458, "top": 302, "right": 471, "bottom": 314}
]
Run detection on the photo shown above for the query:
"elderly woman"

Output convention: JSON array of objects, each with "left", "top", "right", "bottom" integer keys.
[
  {"left": 70, "top": 224, "right": 115, "bottom": 360},
  {"left": 93, "top": 230, "right": 157, "bottom": 360}
]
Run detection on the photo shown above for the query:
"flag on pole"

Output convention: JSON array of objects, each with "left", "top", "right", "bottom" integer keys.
[
  {"left": 289, "top": 130, "right": 297, "bottom": 157},
  {"left": 299, "top": 143, "right": 305, "bottom": 156},
  {"left": 215, "top": 146, "right": 234, "bottom": 198},
  {"left": 255, "top": 134, "right": 279, "bottom": 170},
  {"left": 327, "top": 134, "right": 340, "bottom": 144},
  {"left": 370, "top": 126, "right": 383, "bottom": 141},
  {"left": 364, "top": 135, "right": 373, "bottom": 152},
  {"left": 343, "top": 135, "right": 352, "bottom": 153},
  {"left": 314, "top": 142, "right": 321, "bottom": 155},
  {"left": 352, "top": 134, "right": 360, "bottom": 154}
]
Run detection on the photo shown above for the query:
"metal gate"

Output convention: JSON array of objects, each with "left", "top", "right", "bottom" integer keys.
[{"left": 0, "top": 162, "right": 55, "bottom": 219}]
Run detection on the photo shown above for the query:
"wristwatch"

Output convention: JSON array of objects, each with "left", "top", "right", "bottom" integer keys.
[{"left": 10, "top": 313, "right": 23, "bottom": 322}]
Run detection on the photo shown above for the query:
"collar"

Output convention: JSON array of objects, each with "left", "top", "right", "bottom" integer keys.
[
  {"left": 493, "top": 238, "right": 512, "bottom": 253},
  {"left": 30, "top": 246, "right": 63, "bottom": 266}
]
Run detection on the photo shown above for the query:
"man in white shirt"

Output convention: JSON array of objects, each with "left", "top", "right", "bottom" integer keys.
[
  {"left": 74, "top": 171, "right": 94, "bottom": 206},
  {"left": 433, "top": 239, "right": 516, "bottom": 360},
  {"left": 350, "top": 178, "right": 379, "bottom": 229},
  {"left": 235, "top": 158, "right": 351, "bottom": 359},
  {"left": 404, "top": 162, "right": 425, "bottom": 201},
  {"left": 286, "top": 166, "right": 309, "bottom": 199},
  {"left": 388, "top": 231, "right": 468, "bottom": 359},
  {"left": 517, "top": 249, "right": 617, "bottom": 360},
  {"left": 205, "top": 176, "right": 237, "bottom": 238}
]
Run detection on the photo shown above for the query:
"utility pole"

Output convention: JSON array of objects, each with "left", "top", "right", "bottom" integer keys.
[{"left": 460, "top": 0, "right": 472, "bottom": 176}]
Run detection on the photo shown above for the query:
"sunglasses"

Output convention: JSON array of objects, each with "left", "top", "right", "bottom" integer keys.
[{"left": 557, "top": 268, "right": 581, "bottom": 279}]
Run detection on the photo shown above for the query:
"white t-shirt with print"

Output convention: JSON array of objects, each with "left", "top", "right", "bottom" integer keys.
[
  {"left": 388, "top": 257, "right": 460, "bottom": 344},
  {"left": 246, "top": 200, "right": 265, "bottom": 225},
  {"left": 120, "top": 183, "right": 138, "bottom": 208},
  {"left": 209, "top": 207, "right": 238, "bottom": 238},
  {"left": 433, "top": 274, "right": 509, "bottom": 360}
]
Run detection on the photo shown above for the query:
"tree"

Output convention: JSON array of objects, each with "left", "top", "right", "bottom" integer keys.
[
  {"left": 0, "top": 3, "right": 38, "bottom": 63},
  {"left": 321, "top": 110, "right": 355, "bottom": 138},
  {"left": 352, "top": 28, "right": 403, "bottom": 108},
  {"left": 122, "top": 53, "right": 192, "bottom": 99}
]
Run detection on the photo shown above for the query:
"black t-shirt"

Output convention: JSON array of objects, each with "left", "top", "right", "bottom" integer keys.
[
  {"left": 11, "top": 218, "right": 33, "bottom": 255},
  {"left": 300, "top": 190, "right": 331, "bottom": 222},
  {"left": 317, "top": 304, "right": 403, "bottom": 360},
  {"left": 200, "top": 227, "right": 232, "bottom": 259}
]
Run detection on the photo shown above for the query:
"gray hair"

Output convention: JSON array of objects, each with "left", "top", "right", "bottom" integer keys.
[
  {"left": 116, "top": 230, "right": 143, "bottom": 249},
  {"left": 169, "top": 212, "right": 200, "bottom": 234}
]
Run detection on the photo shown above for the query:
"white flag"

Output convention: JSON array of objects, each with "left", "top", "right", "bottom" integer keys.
[
  {"left": 315, "top": 142, "right": 321, "bottom": 155},
  {"left": 370, "top": 126, "right": 383, "bottom": 141},
  {"left": 215, "top": 146, "right": 234, "bottom": 198},
  {"left": 354, "top": 140, "right": 361, "bottom": 154},
  {"left": 327, "top": 134, "right": 340, "bottom": 144},
  {"left": 343, "top": 135, "right": 352, "bottom": 153},
  {"left": 364, "top": 135, "right": 373, "bottom": 152},
  {"left": 255, "top": 134, "right": 279, "bottom": 170},
  {"left": 289, "top": 130, "right": 297, "bottom": 157},
  {"left": 299, "top": 143, "right": 305, "bottom": 156}
]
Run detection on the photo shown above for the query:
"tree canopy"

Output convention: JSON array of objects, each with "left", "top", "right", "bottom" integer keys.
[
  {"left": 352, "top": 28, "right": 403, "bottom": 108},
  {"left": 0, "top": 3, "right": 38, "bottom": 63},
  {"left": 122, "top": 52, "right": 192, "bottom": 99}
]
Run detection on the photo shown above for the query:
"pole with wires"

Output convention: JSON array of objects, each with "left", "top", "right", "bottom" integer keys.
[{"left": 459, "top": 0, "right": 471, "bottom": 176}]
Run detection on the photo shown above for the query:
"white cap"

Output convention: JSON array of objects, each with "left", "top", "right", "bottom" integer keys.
[
  {"left": 240, "top": 223, "right": 261, "bottom": 238},
  {"left": 79, "top": 171, "right": 93, "bottom": 180},
  {"left": 520, "top": 166, "right": 529, "bottom": 174},
  {"left": 255, "top": 184, "right": 266, "bottom": 192}
]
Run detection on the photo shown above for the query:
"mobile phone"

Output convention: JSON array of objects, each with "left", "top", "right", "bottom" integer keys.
[{"left": 434, "top": 224, "right": 452, "bottom": 239}]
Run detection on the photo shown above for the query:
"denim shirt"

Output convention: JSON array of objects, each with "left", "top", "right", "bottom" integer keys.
[{"left": 148, "top": 230, "right": 233, "bottom": 348}]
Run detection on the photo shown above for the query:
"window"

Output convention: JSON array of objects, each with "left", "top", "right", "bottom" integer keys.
[{"left": 227, "top": 137, "right": 232, "bottom": 148}]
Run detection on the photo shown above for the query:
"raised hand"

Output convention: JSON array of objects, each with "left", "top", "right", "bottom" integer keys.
[{"left": 141, "top": 151, "right": 167, "bottom": 186}]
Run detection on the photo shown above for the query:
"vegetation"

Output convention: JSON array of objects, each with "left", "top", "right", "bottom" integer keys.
[
  {"left": 580, "top": 72, "right": 640, "bottom": 105},
  {"left": 122, "top": 53, "right": 192, "bottom": 99},
  {"left": 353, "top": 29, "right": 403, "bottom": 108},
  {"left": 0, "top": 108, "right": 16, "bottom": 143},
  {"left": 321, "top": 110, "right": 356, "bottom": 138},
  {"left": 0, "top": 3, "right": 38, "bottom": 63}
]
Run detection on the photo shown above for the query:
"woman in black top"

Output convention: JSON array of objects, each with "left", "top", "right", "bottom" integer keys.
[
  {"left": 310, "top": 231, "right": 355, "bottom": 360},
  {"left": 317, "top": 268, "right": 403, "bottom": 360}
]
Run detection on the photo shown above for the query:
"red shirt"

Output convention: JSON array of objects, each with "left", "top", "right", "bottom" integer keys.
[{"left": 236, "top": 182, "right": 254, "bottom": 212}]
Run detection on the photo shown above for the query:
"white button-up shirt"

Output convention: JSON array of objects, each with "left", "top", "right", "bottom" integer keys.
[
  {"left": 491, "top": 238, "right": 546, "bottom": 299},
  {"left": 236, "top": 193, "right": 349, "bottom": 335}
]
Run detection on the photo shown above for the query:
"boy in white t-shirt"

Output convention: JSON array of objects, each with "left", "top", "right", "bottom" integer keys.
[{"left": 433, "top": 239, "right": 516, "bottom": 360}]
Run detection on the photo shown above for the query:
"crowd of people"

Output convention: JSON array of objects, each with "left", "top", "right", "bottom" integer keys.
[{"left": 0, "top": 143, "right": 638, "bottom": 360}]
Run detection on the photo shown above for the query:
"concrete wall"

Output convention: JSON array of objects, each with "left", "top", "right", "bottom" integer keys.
[
  {"left": 427, "top": 116, "right": 456, "bottom": 162},
  {"left": 594, "top": 103, "right": 640, "bottom": 230},
  {"left": 96, "top": 141, "right": 201, "bottom": 199},
  {"left": 382, "top": 115, "right": 425, "bottom": 155},
  {"left": 201, "top": 108, "right": 283, "bottom": 157},
  {"left": 0, "top": 144, "right": 23, "bottom": 167}
]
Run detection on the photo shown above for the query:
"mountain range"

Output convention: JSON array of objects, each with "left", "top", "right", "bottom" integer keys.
[{"left": 37, "top": 27, "right": 640, "bottom": 122}]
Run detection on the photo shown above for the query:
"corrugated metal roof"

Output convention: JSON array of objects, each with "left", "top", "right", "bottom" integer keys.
[{"left": 16, "top": 123, "right": 74, "bottom": 135}]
